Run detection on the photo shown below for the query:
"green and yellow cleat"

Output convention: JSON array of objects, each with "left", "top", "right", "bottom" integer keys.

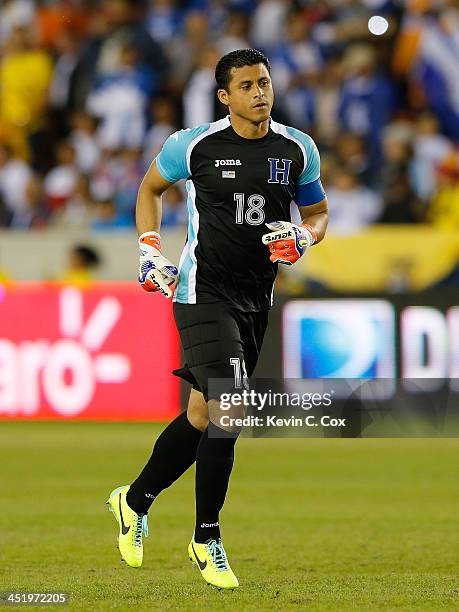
[
  {"left": 106, "top": 485, "right": 149, "bottom": 568},
  {"left": 188, "top": 537, "right": 239, "bottom": 590}
]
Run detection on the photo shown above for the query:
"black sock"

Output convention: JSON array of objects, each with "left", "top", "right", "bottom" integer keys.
[
  {"left": 126, "top": 411, "right": 203, "bottom": 514},
  {"left": 194, "top": 422, "right": 238, "bottom": 543}
]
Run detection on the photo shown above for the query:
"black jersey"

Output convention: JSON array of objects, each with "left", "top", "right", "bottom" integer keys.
[{"left": 156, "top": 116, "right": 321, "bottom": 311}]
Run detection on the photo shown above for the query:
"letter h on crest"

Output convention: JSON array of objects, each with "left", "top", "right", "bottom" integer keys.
[{"left": 268, "top": 158, "right": 292, "bottom": 185}]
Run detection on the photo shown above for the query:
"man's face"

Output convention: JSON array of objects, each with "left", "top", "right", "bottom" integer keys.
[{"left": 219, "top": 63, "right": 274, "bottom": 124}]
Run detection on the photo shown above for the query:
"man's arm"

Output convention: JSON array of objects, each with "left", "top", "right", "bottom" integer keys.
[
  {"left": 261, "top": 198, "right": 328, "bottom": 266},
  {"left": 298, "top": 198, "right": 329, "bottom": 244},
  {"left": 262, "top": 193, "right": 329, "bottom": 266},
  {"left": 136, "top": 127, "right": 194, "bottom": 295},
  {"left": 136, "top": 160, "right": 174, "bottom": 236},
  {"left": 136, "top": 160, "right": 179, "bottom": 296}
]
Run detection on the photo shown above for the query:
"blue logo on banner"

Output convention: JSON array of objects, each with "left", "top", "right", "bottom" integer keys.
[{"left": 283, "top": 301, "right": 396, "bottom": 379}]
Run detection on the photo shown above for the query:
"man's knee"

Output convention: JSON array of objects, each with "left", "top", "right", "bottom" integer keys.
[{"left": 187, "top": 389, "right": 209, "bottom": 432}]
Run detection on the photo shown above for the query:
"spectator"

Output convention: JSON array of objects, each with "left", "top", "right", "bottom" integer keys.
[
  {"left": 412, "top": 7, "right": 459, "bottom": 140},
  {"left": 271, "top": 10, "right": 322, "bottom": 96},
  {"left": 161, "top": 184, "right": 187, "bottom": 228},
  {"left": 0, "top": 244, "right": 12, "bottom": 282},
  {"left": 183, "top": 45, "right": 221, "bottom": 127},
  {"left": 378, "top": 125, "right": 420, "bottom": 223},
  {"left": 143, "top": 97, "right": 177, "bottom": 168},
  {"left": 0, "top": 262, "right": 10, "bottom": 284},
  {"left": 90, "top": 151, "right": 120, "bottom": 202},
  {"left": 49, "top": 29, "right": 80, "bottom": 136},
  {"left": 251, "top": 0, "right": 288, "bottom": 50},
  {"left": 36, "top": 0, "right": 88, "bottom": 49},
  {"left": 218, "top": 10, "right": 250, "bottom": 55},
  {"left": 412, "top": 112, "right": 453, "bottom": 202},
  {"left": 270, "top": 10, "right": 322, "bottom": 129},
  {"left": 58, "top": 244, "right": 102, "bottom": 286},
  {"left": 53, "top": 175, "right": 93, "bottom": 228},
  {"left": 0, "top": 143, "right": 33, "bottom": 225},
  {"left": 90, "top": 148, "right": 142, "bottom": 221},
  {"left": 334, "top": 132, "right": 372, "bottom": 185},
  {"left": 338, "top": 44, "right": 396, "bottom": 162},
  {"left": 0, "top": 26, "right": 53, "bottom": 164},
  {"left": 91, "top": 198, "right": 132, "bottom": 231},
  {"left": 1, "top": 0, "right": 459, "bottom": 239},
  {"left": 326, "top": 166, "right": 383, "bottom": 234},
  {"left": 333, "top": 0, "right": 372, "bottom": 45},
  {"left": 114, "top": 148, "right": 144, "bottom": 220},
  {"left": 0, "top": 0, "right": 35, "bottom": 46},
  {"left": 10, "top": 173, "right": 49, "bottom": 229},
  {"left": 86, "top": 42, "right": 154, "bottom": 150},
  {"left": 314, "top": 56, "right": 343, "bottom": 146},
  {"left": 44, "top": 141, "right": 78, "bottom": 210},
  {"left": 166, "top": 11, "right": 210, "bottom": 94},
  {"left": 72, "top": 0, "right": 168, "bottom": 108},
  {"left": 146, "top": 0, "right": 183, "bottom": 45},
  {"left": 385, "top": 257, "right": 415, "bottom": 293},
  {"left": 427, "top": 152, "right": 459, "bottom": 230},
  {"left": 69, "top": 112, "right": 101, "bottom": 176}
]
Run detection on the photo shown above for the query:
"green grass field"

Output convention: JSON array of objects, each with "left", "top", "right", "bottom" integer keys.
[{"left": 0, "top": 422, "right": 458, "bottom": 611}]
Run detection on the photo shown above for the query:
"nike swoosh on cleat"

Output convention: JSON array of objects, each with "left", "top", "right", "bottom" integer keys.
[
  {"left": 192, "top": 542, "right": 207, "bottom": 571},
  {"left": 119, "top": 494, "right": 130, "bottom": 535}
]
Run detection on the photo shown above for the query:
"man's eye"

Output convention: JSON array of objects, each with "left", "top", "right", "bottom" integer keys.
[{"left": 241, "top": 84, "right": 250, "bottom": 89}]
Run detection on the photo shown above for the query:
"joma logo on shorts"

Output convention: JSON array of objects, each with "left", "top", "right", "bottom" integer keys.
[{"left": 215, "top": 159, "right": 242, "bottom": 167}]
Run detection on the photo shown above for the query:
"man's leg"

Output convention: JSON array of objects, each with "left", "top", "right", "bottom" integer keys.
[
  {"left": 193, "top": 420, "right": 238, "bottom": 543},
  {"left": 126, "top": 389, "right": 208, "bottom": 514},
  {"left": 174, "top": 302, "right": 268, "bottom": 589},
  {"left": 107, "top": 385, "right": 208, "bottom": 567},
  {"left": 192, "top": 308, "right": 268, "bottom": 544}
]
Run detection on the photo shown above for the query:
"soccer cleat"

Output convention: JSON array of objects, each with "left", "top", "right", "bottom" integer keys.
[
  {"left": 106, "top": 485, "right": 149, "bottom": 568},
  {"left": 188, "top": 537, "right": 239, "bottom": 590}
]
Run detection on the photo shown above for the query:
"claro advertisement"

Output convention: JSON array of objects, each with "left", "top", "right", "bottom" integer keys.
[{"left": 0, "top": 284, "right": 180, "bottom": 420}]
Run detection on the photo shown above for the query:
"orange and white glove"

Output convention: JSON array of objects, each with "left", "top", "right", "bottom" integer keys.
[
  {"left": 262, "top": 221, "right": 317, "bottom": 265},
  {"left": 138, "top": 231, "right": 178, "bottom": 297}
]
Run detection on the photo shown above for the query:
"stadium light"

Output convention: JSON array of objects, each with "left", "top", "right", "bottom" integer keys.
[{"left": 368, "top": 15, "right": 389, "bottom": 36}]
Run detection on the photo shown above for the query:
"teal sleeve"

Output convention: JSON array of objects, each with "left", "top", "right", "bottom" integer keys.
[
  {"left": 155, "top": 124, "right": 210, "bottom": 183},
  {"left": 286, "top": 127, "right": 321, "bottom": 185}
]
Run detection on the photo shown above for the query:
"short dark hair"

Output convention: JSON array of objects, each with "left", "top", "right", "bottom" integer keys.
[
  {"left": 72, "top": 245, "right": 101, "bottom": 269},
  {"left": 215, "top": 48, "right": 271, "bottom": 90}
]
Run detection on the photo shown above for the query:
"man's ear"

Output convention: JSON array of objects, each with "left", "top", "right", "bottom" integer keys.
[{"left": 217, "top": 88, "right": 229, "bottom": 107}]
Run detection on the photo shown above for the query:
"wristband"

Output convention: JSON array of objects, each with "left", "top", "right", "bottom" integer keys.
[
  {"left": 301, "top": 223, "right": 317, "bottom": 245},
  {"left": 139, "top": 231, "right": 161, "bottom": 250}
]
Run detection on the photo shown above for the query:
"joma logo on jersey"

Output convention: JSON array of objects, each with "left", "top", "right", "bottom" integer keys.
[
  {"left": 215, "top": 159, "right": 242, "bottom": 167},
  {"left": 268, "top": 158, "right": 292, "bottom": 185}
]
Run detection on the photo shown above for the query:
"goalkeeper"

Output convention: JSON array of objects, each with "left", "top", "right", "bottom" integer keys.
[{"left": 107, "top": 48, "right": 328, "bottom": 590}]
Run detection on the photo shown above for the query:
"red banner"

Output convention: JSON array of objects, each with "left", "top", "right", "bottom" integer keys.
[{"left": 0, "top": 283, "right": 180, "bottom": 420}]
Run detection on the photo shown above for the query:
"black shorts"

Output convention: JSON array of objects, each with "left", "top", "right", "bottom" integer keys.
[{"left": 173, "top": 302, "right": 269, "bottom": 400}]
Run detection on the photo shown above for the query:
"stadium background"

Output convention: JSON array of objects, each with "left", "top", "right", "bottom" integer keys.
[
  {"left": 1, "top": 1, "right": 458, "bottom": 609},
  {"left": 1, "top": 0, "right": 459, "bottom": 420}
]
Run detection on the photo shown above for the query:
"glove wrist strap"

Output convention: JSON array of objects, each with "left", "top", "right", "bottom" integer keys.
[
  {"left": 139, "top": 231, "right": 161, "bottom": 250},
  {"left": 300, "top": 223, "right": 317, "bottom": 245}
]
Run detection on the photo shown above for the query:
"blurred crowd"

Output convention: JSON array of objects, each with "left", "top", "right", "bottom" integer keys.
[{"left": 1, "top": 0, "right": 459, "bottom": 233}]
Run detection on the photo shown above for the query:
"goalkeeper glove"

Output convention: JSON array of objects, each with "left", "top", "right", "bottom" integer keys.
[
  {"left": 262, "top": 221, "right": 317, "bottom": 265},
  {"left": 138, "top": 231, "right": 178, "bottom": 298}
]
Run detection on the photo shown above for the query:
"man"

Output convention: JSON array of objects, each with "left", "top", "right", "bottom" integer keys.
[{"left": 107, "top": 48, "right": 328, "bottom": 590}]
